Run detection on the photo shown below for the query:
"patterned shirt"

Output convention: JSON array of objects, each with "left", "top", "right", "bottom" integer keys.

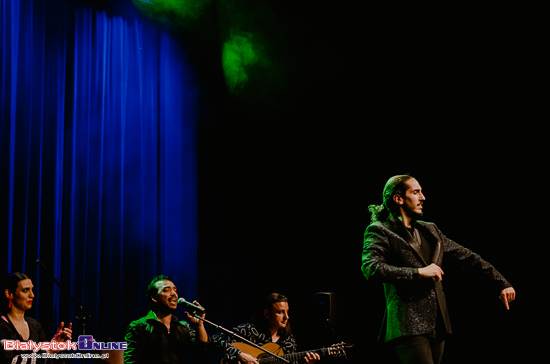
[{"left": 212, "top": 323, "right": 297, "bottom": 363}]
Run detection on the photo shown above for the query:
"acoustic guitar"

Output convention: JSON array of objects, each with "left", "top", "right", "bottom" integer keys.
[{"left": 223, "top": 342, "right": 350, "bottom": 364}]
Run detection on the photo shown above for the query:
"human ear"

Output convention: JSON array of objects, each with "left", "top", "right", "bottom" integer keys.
[
  {"left": 264, "top": 309, "right": 271, "bottom": 320},
  {"left": 393, "top": 194, "right": 403, "bottom": 205},
  {"left": 4, "top": 289, "right": 12, "bottom": 299}
]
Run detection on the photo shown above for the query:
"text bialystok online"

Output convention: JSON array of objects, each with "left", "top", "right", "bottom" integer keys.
[{"left": 3, "top": 335, "right": 127, "bottom": 352}]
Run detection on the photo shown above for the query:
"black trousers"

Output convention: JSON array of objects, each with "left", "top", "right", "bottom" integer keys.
[{"left": 392, "top": 332, "right": 446, "bottom": 364}]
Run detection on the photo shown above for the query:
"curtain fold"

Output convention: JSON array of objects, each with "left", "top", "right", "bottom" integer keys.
[{"left": 1, "top": 0, "right": 198, "bottom": 343}]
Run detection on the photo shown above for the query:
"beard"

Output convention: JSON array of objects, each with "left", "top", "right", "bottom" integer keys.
[{"left": 406, "top": 205, "right": 423, "bottom": 219}]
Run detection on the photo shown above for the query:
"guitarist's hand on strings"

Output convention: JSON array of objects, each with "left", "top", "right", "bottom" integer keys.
[
  {"left": 304, "top": 351, "right": 320, "bottom": 364},
  {"left": 238, "top": 351, "right": 259, "bottom": 364}
]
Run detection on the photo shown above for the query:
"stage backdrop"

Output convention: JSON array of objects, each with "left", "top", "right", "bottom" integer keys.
[{"left": 1, "top": 0, "right": 198, "bottom": 342}]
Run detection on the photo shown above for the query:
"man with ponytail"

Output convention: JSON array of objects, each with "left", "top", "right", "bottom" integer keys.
[{"left": 362, "top": 175, "right": 516, "bottom": 364}]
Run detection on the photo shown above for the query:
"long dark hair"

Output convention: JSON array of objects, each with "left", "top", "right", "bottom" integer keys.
[
  {"left": 368, "top": 175, "right": 414, "bottom": 223},
  {"left": 1, "top": 272, "right": 31, "bottom": 314},
  {"left": 252, "top": 293, "right": 292, "bottom": 338}
]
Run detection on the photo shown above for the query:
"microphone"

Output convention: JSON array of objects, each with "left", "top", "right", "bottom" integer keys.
[{"left": 177, "top": 298, "right": 205, "bottom": 313}]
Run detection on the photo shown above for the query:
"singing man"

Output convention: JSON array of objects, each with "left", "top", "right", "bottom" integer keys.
[{"left": 124, "top": 275, "right": 209, "bottom": 364}]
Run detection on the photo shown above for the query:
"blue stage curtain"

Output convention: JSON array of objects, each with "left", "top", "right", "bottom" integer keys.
[{"left": 1, "top": 0, "right": 198, "bottom": 342}]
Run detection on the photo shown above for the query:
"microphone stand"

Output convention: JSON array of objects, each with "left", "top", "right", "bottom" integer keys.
[
  {"left": 190, "top": 312, "right": 290, "bottom": 364},
  {"left": 36, "top": 260, "right": 111, "bottom": 364}
]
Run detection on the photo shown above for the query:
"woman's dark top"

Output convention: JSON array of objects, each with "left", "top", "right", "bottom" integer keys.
[{"left": 0, "top": 315, "right": 48, "bottom": 364}]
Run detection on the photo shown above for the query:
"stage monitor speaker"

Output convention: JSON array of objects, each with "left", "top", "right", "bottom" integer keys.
[{"left": 313, "top": 292, "right": 337, "bottom": 328}]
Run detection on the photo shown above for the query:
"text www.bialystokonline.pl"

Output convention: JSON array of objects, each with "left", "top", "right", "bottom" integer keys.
[{"left": 21, "top": 353, "right": 109, "bottom": 359}]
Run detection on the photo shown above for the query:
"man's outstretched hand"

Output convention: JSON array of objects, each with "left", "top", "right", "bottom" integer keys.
[{"left": 499, "top": 287, "right": 516, "bottom": 310}]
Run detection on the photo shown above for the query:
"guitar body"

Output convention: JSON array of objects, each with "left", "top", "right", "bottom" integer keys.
[
  {"left": 223, "top": 341, "right": 350, "bottom": 364},
  {"left": 232, "top": 342, "right": 285, "bottom": 359}
]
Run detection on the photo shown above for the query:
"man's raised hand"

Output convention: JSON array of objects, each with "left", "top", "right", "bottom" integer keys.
[{"left": 418, "top": 263, "right": 444, "bottom": 282}]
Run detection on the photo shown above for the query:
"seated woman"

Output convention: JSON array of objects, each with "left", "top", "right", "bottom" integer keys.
[{"left": 1, "top": 272, "right": 72, "bottom": 364}]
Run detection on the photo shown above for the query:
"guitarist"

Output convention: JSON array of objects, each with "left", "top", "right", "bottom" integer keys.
[{"left": 213, "top": 293, "right": 320, "bottom": 364}]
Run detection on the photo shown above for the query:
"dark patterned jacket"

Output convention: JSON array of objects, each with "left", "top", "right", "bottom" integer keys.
[{"left": 362, "top": 215, "right": 512, "bottom": 342}]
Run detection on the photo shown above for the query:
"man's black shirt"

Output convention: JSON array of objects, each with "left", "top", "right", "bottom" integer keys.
[{"left": 124, "top": 310, "right": 208, "bottom": 364}]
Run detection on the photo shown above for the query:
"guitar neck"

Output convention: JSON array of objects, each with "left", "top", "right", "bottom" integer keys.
[{"left": 258, "top": 347, "right": 332, "bottom": 364}]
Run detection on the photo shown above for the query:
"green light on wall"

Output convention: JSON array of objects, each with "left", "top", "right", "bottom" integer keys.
[
  {"left": 155, "top": 0, "right": 209, "bottom": 19},
  {"left": 133, "top": 0, "right": 210, "bottom": 24},
  {"left": 222, "top": 31, "right": 259, "bottom": 94},
  {"left": 134, "top": 0, "right": 285, "bottom": 97}
]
